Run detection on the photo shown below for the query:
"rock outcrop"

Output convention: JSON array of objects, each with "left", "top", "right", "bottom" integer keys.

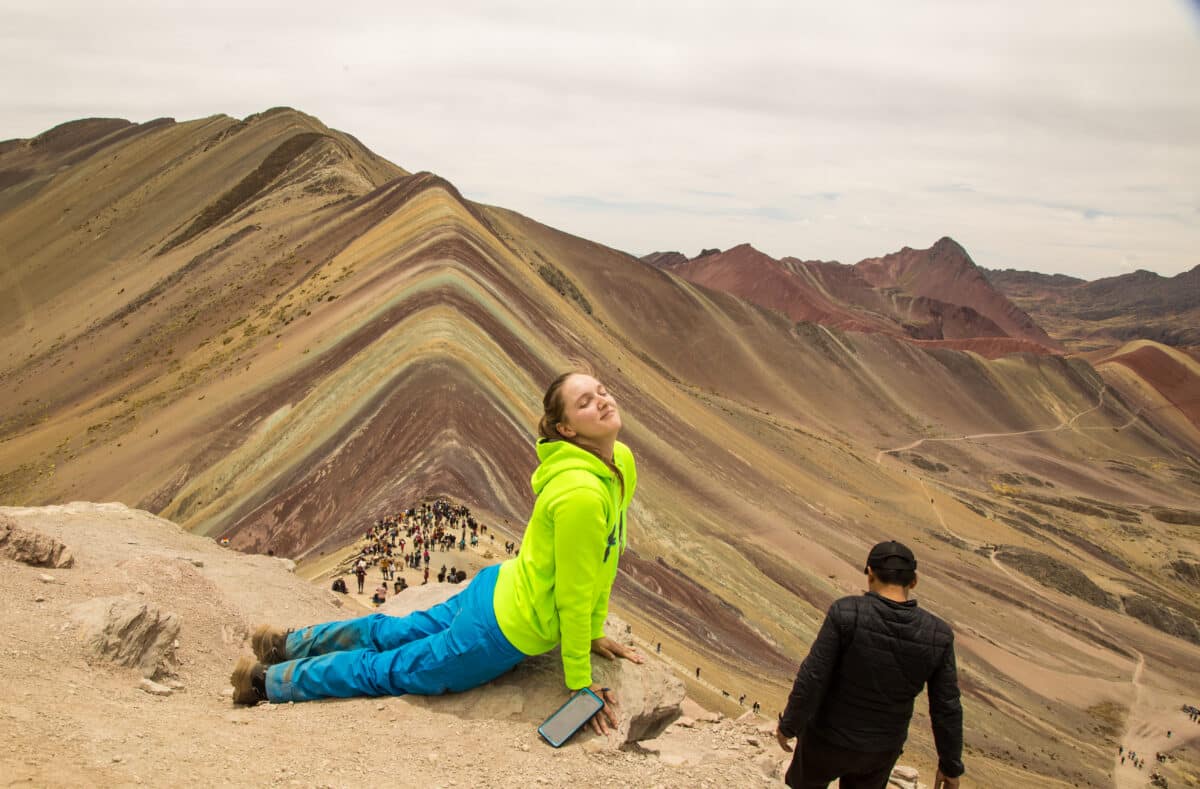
[
  {"left": 381, "top": 583, "right": 683, "bottom": 746},
  {"left": 1170, "top": 559, "right": 1200, "bottom": 584},
  {"left": 69, "top": 595, "right": 181, "bottom": 679},
  {"left": 0, "top": 514, "right": 75, "bottom": 568}
]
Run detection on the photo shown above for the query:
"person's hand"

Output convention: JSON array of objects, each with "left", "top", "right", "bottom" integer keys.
[
  {"left": 775, "top": 725, "right": 794, "bottom": 753},
  {"left": 582, "top": 685, "right": 619, "bottom": 736},
  {"left": 591, "top": 636, "right": 644, "bottom": 664},
  {"left": 933, "top": 769, "right": 960, "bottom": 789}
]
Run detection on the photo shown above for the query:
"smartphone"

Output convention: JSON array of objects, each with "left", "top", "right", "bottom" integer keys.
[{"left": 537, "top": 688, "right": 605, "bottom": 747}]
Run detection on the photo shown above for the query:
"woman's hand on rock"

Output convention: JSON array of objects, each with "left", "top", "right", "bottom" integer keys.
[
  {"left": 591, "top": 636, "right": 644, "bottom": 664},
  {"left": 585, "top": 685, "right": 619, "bottom": 736}
]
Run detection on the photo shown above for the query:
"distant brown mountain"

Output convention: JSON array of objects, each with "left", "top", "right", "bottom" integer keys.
[
  {"left": 854, "top": 237, "right": 1061, "bottom": 350},
  {"left": 986, "top": 265, "right": 1200, "bottom": 351},
  {"left": 641, "top": 251, "right": 688, "bottom": 269},
  {"left": 644, "top": 237, "right": 1061, "bottom": 355}
]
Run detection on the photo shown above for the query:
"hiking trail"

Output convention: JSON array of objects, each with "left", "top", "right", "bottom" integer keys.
[
  {"left": 874, "top": 388, "right": 1109, "bottom": 464},
  {"left": 918, "top": 480, "right": 1162, "bottom": 788}
]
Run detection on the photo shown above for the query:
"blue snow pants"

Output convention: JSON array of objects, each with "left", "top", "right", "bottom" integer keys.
[{"left": 265, "top": 564, "right": 525, "bottom": 702}]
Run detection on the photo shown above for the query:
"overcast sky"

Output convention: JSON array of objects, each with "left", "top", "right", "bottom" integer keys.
[{"left": 3, "top": 1, "right": 1198, "bottom": 278}]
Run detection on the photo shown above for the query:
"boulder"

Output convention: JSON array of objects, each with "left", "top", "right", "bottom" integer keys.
[
  {"left": 381, "top": 582, "right": 683, "bottom": 746},
  {"left": 69, "top": 595, "right": 180, "bottom": 679},
  {"left": 637, "top": 728, "right": 716, "bottom": 767},
  {"left": 681, "top": 696, "right": 721, "bottom": 723},
  {"left": 139, "top": 678, "right": 173, "bottom": 696},
  {"left": 639, "top": 725, "right": 757, "bottom": 768},
  {"left": 0, "top": 515, "right": 75, "bottom": 568},
  {"left": 888, "top": 764, "right": 924, "bottom": 789}
]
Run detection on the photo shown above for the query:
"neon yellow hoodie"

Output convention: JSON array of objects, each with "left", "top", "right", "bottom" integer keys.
[{"left": 493, "top": 438, "right": 637, "bottom": 690}]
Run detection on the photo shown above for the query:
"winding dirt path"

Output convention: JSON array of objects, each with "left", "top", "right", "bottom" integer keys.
[
  {"left": 1109, "top": 651, "right": 1188, "bottom": 789},
  {"left": 883, "top": 378, "right": 1195, "bottom": 785},
  {"left": 1112, "top": 652, "right": 1146, "bottom": 780},
  {"left": 917, "top": 478, "right": 969, "bottom": 544},
  {"left": 986, "top": 550, "right": 1155, "bottom": 789},
  {"left": 920, "top": 479, "right": 1156, "bottom": 787},
  {"left": 984, "top": 523, "right": 1155, "bottom": 788},
  {"left": 874, "top": 389, "right": 1108, "bottom": 464}
]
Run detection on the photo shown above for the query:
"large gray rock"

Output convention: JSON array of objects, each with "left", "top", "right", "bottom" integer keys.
[
  {"left": 69, "top": 595, "right": 180, "bottom": 679},
  {"left": 0, "top": 514, "right": 75, "bottom": 568},
  {"left": 381, "top": 581, "right": 683, "bottom": 746}
]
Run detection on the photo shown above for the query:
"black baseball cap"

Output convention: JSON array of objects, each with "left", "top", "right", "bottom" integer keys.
[{"left": 867, "top": 540, "right": 917, "bottom": 571}]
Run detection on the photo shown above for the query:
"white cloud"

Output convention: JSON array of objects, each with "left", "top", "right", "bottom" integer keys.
[{"left": 1, "top": 0, "right": 1197, "bottom": 277}]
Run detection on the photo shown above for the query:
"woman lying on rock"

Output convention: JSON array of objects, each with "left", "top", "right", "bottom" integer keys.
[{"left": 231, "top": 370, "right": 643, "bottom": 735}]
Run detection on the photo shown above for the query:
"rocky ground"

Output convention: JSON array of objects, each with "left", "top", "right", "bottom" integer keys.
[{"left": 0, "top": 502, "right": 936, "bottom": 788}]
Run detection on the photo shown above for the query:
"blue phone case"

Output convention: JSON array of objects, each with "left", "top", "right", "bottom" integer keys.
[{"left": 537, "top": 688, "right": 605, "bottom": 748}]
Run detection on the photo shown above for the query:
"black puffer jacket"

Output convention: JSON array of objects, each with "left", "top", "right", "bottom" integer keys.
[{"left": 779, "top": 592, "right": 964, "bottom": 778}]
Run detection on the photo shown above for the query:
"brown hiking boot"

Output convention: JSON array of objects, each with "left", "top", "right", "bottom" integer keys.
[
  {"left": 230, "top": 655, "right": 267, "bottom": 706},
  {"left": 251, "top": 624, "right": 290, "bottom": 666}
]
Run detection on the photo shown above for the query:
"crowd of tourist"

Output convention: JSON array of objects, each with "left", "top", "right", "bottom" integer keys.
[
  {"left": 331, "top": 498, "right": 509, "bottom": 605},
  {"left": 1121, "top": 727, "right": 1181, "bottom": 787}
]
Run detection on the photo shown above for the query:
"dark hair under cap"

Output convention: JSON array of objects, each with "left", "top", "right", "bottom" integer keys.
[{"left": 867, "top": 540, "right": 917, "bottom": 571}]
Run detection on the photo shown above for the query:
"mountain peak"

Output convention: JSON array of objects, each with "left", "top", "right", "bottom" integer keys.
[
  {"left": 929, "top": 236, "right": 974, "bottom": 266},
  {"left": 639, "top": 251, "right": 688, "bottom": 269},
  {"left": 723, "top": 242, "right": 769, "bottom": 259},
  {"left": 850, "top": 239, "right": 1060, "bottom": 349},
  {"left": 242, "top": 106, "right": 311, "bottom": 124}
]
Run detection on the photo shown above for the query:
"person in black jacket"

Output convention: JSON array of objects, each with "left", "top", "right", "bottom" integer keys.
[{"left": 775, "top": 541, "right": 964, "bottom": 789}]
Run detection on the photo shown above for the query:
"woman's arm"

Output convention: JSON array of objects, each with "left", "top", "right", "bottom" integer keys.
[{"left": 551, "top": 486, "right": 610, "bottom": 690}]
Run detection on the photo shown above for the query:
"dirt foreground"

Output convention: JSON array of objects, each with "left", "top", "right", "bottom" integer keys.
[{"left": 0, "top": 502, "right": 827, "bottom": 788}]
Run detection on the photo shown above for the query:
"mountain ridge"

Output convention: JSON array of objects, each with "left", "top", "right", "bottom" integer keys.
[
  {"left": 646, "top": 238, "right": 1060, "bottom": 354},
  {"left": 985, "top": 264, "right": 1200, "bottom": 350},
  {"left": 3, "top": 108, "right": 1200, "bottom": 787}
]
